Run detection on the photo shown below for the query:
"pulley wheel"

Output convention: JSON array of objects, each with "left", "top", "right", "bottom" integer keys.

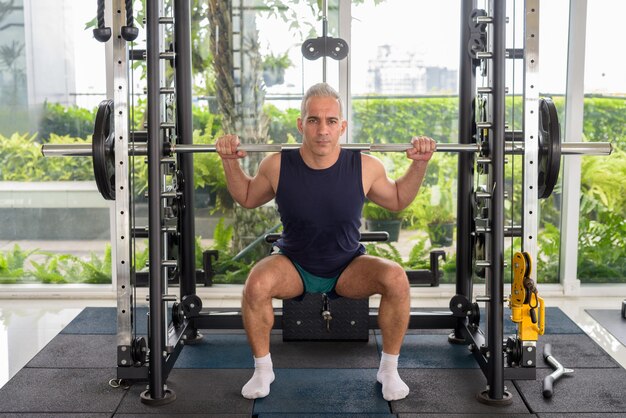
[
  {"left": 92, "top": 99, "right": 116, "bottom": 200},
  {"left": 181, "top": 294, "right": 202, "bottom": 317},
  {"left": 449, "top": 294, "right": 472, "bottom": 317},
  {"left": 537, "top": 98, "right": 561, "bottom": 199},
  {"left": 172, "top": 302, "right": 185, "bottom": 327},
  {"left": 505, "top": 336, "right": 522, "bottom": 367},
  {"left": 131, "top": 336, "right": 148, "bottom": 365}
]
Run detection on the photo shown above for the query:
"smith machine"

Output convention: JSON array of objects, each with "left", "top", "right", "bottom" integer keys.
[{"left": 44, "top": 0, "right": 611, "bottom": 406}]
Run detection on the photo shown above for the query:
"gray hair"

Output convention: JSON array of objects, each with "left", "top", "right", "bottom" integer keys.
[{"left": 301, "top": 82, "right": 343, "bottom": 119}]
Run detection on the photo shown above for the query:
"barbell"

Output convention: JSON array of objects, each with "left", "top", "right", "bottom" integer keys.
[{"left": 41, "top": 99, "right": 612, "bottom": 201}]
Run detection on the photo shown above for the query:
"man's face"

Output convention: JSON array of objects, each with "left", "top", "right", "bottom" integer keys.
[{"left": 297, "top": 96, "right": 347, "bottom": 157}]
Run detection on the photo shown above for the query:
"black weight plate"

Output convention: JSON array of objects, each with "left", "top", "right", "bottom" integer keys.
[
  {"left": 93, "top": 99, "right": 116, "bottom": 200},
  {"left": 537, "top": 98, "right": 561, "bottom": 199}
]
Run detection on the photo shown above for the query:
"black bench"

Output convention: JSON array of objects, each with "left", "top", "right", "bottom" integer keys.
[{"left": 264, "top": 232, "right": 445, "bottom": 341}]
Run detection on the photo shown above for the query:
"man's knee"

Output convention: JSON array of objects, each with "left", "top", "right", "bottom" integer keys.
[
  {"left": 383, "top": 262, "right": 410, "bottom": 296},
  {"left": 243, "top": 257, "right": 303, "bottom": 302},
  {"left": 243, "top": 267, "right": 273, "bottom": 302}
]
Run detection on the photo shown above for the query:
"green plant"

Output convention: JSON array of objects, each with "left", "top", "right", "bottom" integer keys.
[
  {"left": 364, "top": 242, "right": 405, "bottom": 264},
  {"left": 580, "top": 146, "right": 626, "bottom": 217},
  {"left": 262, "top": 51, "right": 292, "bottom": 87},
  {"left": 0, "top": 243, "right": 113, "bottom": 285},
  {"left": 423, "top": 153, "right": 457, "bottom": 224},
  {"left": 578, "top": 211, "right": 626, "bottom": 282},
  {"left": 364, "top": 238, "right": 455, "bottom": 282},
  {"left": 38, "top": 102, "right": 95, "bottom": 142},
  {"left": 29, "top": 257, "right": 66, "bottom": 284},
  {"left": 262, "top": 51, "right": 292, "bottom": 72},
  {"left": 265, "top": 104, "right": 300, "bottom": 144},
  {"left": 207, "top": 218, "right": 254, "bottom": 284},
  {"left": 134, "top": 242, "right": 150, "bottom": 273},
  {"left": 0, "top": 133, "right": 93, "bottom": 181},
  {"left": 352, "top": 97, "right": 458, "bottom": 145},
  {"left": 192, "top": 127, "right": 234, "bottom": 212},
  {"left": 575, "top": 146, "right": 626, "bottom": 282},
  {"left": 0, "top": 244, "right": 36, "bottom": 283},
  {"left": 362, "top": 200, "right": 405, "bottom": 221},
  {"left": 80, "top": 246, "right": 112, "bottom": 284},
  {"left": 536, "top": 223, "right": 560, "bottom": 283}
]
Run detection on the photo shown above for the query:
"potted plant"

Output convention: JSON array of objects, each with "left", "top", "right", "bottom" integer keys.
[
  {"left": 362, "top": 201, "right": 406, "bottom": 242},
  {"left": 404, "top": 168, "right": 456, "bottom": 248},
  {"left": 262, "top": 51, "right": 292, "bottom": 87},
  {"left": 425, "top": 183, "right": 456, "bottom": 247}
]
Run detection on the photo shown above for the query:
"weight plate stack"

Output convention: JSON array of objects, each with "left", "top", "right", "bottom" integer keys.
[
  {"left": 92, "top": 99, "right": 116, "bottom": 200},
  {"left": 537, "top": 97, "right": 562, "bottom": 199}
]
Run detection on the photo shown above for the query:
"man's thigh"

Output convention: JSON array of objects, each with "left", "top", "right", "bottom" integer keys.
[
  {"left": 248, "top": 254, "right": 304, "bottom": 299},
  {"left": 334, "top": 255, "right": 404, "bottom": 299}
]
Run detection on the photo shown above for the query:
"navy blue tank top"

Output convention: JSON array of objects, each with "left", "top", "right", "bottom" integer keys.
[{"left": 275, "top": 149, "right": 366, "bottom": 277}]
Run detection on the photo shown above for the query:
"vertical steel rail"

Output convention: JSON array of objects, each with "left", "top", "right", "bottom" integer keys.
[
  {"left": 338, "top": 0, "right": 352, "bottom": 142},
  {"left": 523, "top": 0, "right": 539, "bottom": 280},
  {"left": 455, "top": 0, "right": 477, "bottom": 340},
  {"left": 321, "top": 0, "right": 328, "bottom": 82},
  {"left": 146, "top": 0, "right": 165, "bottom": 401},
  {"left": 487, "top": 0, "right": 506, "bottom": 401},
  {"left": 113, "top": 0, "right": 133, "bottom": 371},
  {"left": 174, "top": 0, "right": 197, "bottom": 300}
]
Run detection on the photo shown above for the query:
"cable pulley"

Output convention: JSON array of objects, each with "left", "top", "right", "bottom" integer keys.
[{"left": 301, "top": 37, "right": 349, "bottom": 61}]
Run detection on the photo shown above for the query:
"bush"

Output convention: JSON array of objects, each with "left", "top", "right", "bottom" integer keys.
[
  {"left": 265, "top": 104, "right": 300, "bottom": 143},
  {"left": 352, "top": 97, "right": 458, "bottom": 144},
  {"left": 0, "top": 133, "right": 94, "bottom": 181},
  {"left": 1, "top": 97, "right": 625, "bottom": 285},
  {"left": 38, "top": 102, "right": 96, "bottom": 142},
  {"left": 0, "top": 244, "right": 112, "bottom": 284}
]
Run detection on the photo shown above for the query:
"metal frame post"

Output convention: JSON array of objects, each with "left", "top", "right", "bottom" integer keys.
[
  {"left": 174, "top": 0, "right": 197, "bottom": 299},
  {"left": 144, "top": 0, "right": 169, "bottom": 403},
  {"left": 522, "top": 0, "right": 540, "bottom": 280},
  {"left": 559, "top": 0, "right": 587, "bottom": 294},
  {"left": 338, "top": 0, "right": 352, "bottom": 143},
  {"left": 455, "top": 0, "right": 478, "bottom": 340},
  {"left": 485, "top": 0, "right": 507, "bottom": 402},
  {"left": 112, "top": 0, "right": 133, "bottom": 373}
]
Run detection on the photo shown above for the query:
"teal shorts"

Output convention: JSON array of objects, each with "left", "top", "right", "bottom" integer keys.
[{"left": 271, "top": 246, "right": 340, "bottom": 294}]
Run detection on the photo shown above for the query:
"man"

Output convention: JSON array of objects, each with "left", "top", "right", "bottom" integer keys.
[{"left": 216, "top": 82, "right": 436, "bottom": 401}]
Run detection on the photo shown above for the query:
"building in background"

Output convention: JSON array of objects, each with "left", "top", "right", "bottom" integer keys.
[
  {"left": 367, "top": 45, "right": 457, "bottom": 95},
  {"left": 0, "top": 0, "right": 89, "bottom": 134}
]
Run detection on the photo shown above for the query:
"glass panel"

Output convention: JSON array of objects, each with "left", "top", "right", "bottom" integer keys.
[
  {"left": 196, "top": 1, "right": 342, "bottom": 285},
  {"left": 350, "top": 0, "right": 460, "bottom": 283},
  {"left": 0, "top": 1, "right": 111, "bottom": 287},
  {"left": 578, "top": 0, "right": 626, "bottom": 283},
  {"left": 536, "top": 0, "right": 569, "bottom": 283}
]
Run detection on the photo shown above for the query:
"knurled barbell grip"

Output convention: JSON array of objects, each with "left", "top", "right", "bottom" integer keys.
[
  {"left": 172, "top": 143, "right": 480, "bottom": 153},
  {"left": 40, "top": 141, "right": 612, "bottom": 157}
]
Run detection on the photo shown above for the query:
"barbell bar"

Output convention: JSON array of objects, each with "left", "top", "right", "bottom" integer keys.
[
  {"left": 40, "top": 98, "right": 612, "bottom": 201},
  {"left": 41, "top": 140, "right": 612, "bottom": 157}
]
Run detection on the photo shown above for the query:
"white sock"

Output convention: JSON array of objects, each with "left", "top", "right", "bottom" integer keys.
[
  {"left": 377, "top": 352, "right": 409, "bottom": 401},
  {"left": 241, "top": 353, "right": 275, "bottom": 399}
]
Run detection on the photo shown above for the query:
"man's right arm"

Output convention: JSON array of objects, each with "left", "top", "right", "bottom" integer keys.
[{"left": 216, "top": 135, "right": 278, "bottom": 209}]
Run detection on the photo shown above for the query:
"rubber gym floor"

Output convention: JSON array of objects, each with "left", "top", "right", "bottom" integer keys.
[{"left": 1, "top": 305, "right": 626, "bottom": 417}]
